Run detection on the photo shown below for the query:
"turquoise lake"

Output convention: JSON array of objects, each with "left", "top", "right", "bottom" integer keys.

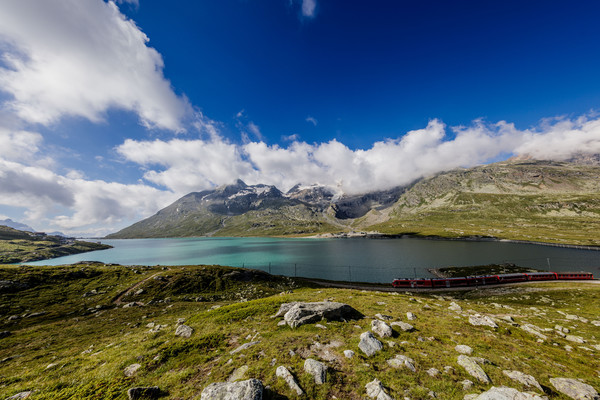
[{"left": 24, "top": 237, "right": 600, "bottom": 283}]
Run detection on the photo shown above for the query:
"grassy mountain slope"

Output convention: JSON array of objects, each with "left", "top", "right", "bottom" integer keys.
[
  {"left": 0, "top": 263, "right": 598, "bottom": 399},
  {"left": 0, "top": 226, "right": 111, "bottom": 263},
  {"left": 365, "top": 160, "right": 600, "bottom": 246}
]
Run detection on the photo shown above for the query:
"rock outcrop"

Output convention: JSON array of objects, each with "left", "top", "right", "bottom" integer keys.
[
  {"left": 304, "top": 358, "right": 327, "bottom": 384},
  {"left": 471, "top": 386, "right": 545, "bottom": 400},
  {"left": 457, "top": 355, "right": 491, "bottom": 383},
  {"left": 358, "top": 331, "right": 383, "bottom": 356},
  {"left": 275, "top": 302, "right": 362, "bottom": 328},
  {"left": 502, "top": 370, "right": 543, "bottom": 392},
  {"left": 549, "top": 378, "right": 599, "bottom": 400}
]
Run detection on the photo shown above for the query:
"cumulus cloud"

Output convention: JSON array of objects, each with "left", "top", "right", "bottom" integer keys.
[
  {"left": 117, "top": 114, "right": 600, "bottom": 196},
  {"left": 0, "top": 127, "right": 177, "bottom": 236},
  {"left": 0, "top": 0, "right": 190, "bottom": 131}
]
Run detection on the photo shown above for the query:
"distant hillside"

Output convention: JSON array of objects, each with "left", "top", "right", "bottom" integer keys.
[
  {"left": 0, "top": 218, "right": 34, "bottom": 232},
  {"left": 368, "top": 160, "right": 600, "bottom": 245},
  {"left": 107, "top": 160, "right": 600, "bottom": 246},
  {"left": 0, "top": 226, "right": 111, "bottom": 263}
]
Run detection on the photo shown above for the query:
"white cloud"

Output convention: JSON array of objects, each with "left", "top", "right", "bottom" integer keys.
[
  {"left": 306, "top": 116, "right": 318, "bottom": 126},
  {"left": 247, "top": 122, "right": 264, "bottom": 140},
  {"left": 302, "top": 0, "right": 317, "bottom": 17},
  {"left": 117, "top": 114, "right": 600, "bottom": 196},
  {"left": 0, "top": 0, "right": 190, "bottom": 132}
]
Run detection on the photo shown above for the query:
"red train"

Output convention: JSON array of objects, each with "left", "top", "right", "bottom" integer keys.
[{"left": 392, "top": 271, "right": 594, "bottom": 288}]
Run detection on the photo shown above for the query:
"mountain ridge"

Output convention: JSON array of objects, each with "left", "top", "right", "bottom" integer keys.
[{"left": 107, "top": 159, "right": 600, "bottom": 245}]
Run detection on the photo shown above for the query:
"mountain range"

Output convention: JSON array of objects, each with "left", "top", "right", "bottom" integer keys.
[{"left": 107, "top": 159, "right": 600, "bottom": 246}]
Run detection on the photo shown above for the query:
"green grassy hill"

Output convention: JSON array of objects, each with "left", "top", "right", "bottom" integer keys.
[
  {"left": 0, "top": 263, "right": 598, "bottom": 399},
  {"left": 0, "top": 226, "right": 111, "bottom": 263},
  {"left": 364, "top": 160, "right": 600, "bottom": 246}
]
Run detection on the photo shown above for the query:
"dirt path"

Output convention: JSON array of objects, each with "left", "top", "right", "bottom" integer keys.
[{"left": 113, "top": 272, "right": 163, "bottom": 305}]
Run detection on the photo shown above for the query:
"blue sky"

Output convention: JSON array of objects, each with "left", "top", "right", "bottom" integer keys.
[{"left": 0, "top": 0, "right": 600, "bottom": 235}]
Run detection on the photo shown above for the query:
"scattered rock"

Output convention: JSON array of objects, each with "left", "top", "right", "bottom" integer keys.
[
  {"left": 387, "top": 355, "right": 416, "bottom": 372},
  {"left": 455, "top": 345, "right": 473, "bottom": 355},
  {"left": 359, "top": 331, "right": 383, "bottom": 356},
  {"left": 127, "top": 386, "right": 161, "bottom": 400},
  {"left": 375, "top": 313, "right": 393, "bottom": 320},
  {"left": 427, "top": 368, "right": 440, "bottom": 377},
  {"left": 502, "top": 370, "right": 543, "bottom": 392},
  {"left": 372, "top": 320, "right": 393, "bottom": 338},
  {"left": 520, "top": 324, "right": 548, "bottom": 340},
  {"left": 391, "top": 321, "right": 414, "bottom": 332},
  {"left": 315, "top": 323, "right": 327, "bottom": 329},
  {"left": 365, "top": 379, "right": 393, "bottom": 400},
  {"left": 407, "top": 312, "right": 417, "bottom": 320},
  {"left": 472, "top": 386, "right": 545, "bottom": 399},
  {"left": 6, "top": 392, "right": 32, "bottom": 400},
  {"left": 228, "top": 365, "right": 249, "bottom": 382},
  {"left": 462, "top": 380, "right": 474, "bottom": 391},
  {"left": 200, "top": 379, "right": 263, "bottom": 400},
  {"left": 230, "top": 341, "right": 260, "bottom": 355},
  {"left": 449, "top": 302, "right": 462, "bottom": 312},
  {"left": 444, "top": 366, "right": 456, "bottom": 374},
  {"left": 124, "top": 363, "right": 141, "bottom": 377},
  {"left": 550, "top": 378, "right": 599, "bottom": 400},
  {"left": 344, "top": 350, "right": 355, "bottom": 358},
  {"left": 276, "top": 366, "right": 303, "bottom": 396},
  {"left": 304, "top": 358, "right": 327, "bottom": 384},
  {"left": 469, "top": 314, "right": 498, "bottom": 329},
  {"left": 174, "top": 324, "right": 193, "bottom": 338},
  {"left": 565, "top": 335, "right": 586, "bottom": 344},
  {"left": 275, "top": 302, "right": 362, "bottom": 328},
  {"left": 457, "top": 355, "right": 491, "bottom": 383}
]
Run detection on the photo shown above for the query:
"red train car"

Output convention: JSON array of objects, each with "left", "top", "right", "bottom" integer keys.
[{"left": 556, "top": 272, "right": 594, "bottom": 280}]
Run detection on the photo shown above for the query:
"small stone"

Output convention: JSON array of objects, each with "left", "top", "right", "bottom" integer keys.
[
  {"left": 175, "top": 324, "right": 194, "bottom": 338},
  {"left": 502, "top": 370, "right": 543, "bottom": 392},
  {"left": 228, "top": 365, "right": 249, "bottom": 382},
  {"left": 276, "top": 366, "right": 303, "bottom": 396},
  {"left": 387, "top": 354, "right": 416, "bottom": 372},
  {"left": 372, "top": 320, "right": 393, "bottom": 338},
  {"left": 344, "top": 350, "right": 355, "bottom": 358},
  {"left": 455, "top": 345, "right": 473, "bottom": 355},
  {"left": 365, "top": 379, "right": 393, "bottom": 400},
  {"left": 127, "top": 387, "right": 161, "bottom": 400},
  {"left": 391, "top": 321, "right": 414, "bottom": 332},
  {"left": 457, "top": 355, "right": 490, "bottom": 383},
  {"left": 315, "top": 324, "right": 327, "bottom": 329},
  {"left": 375, "top": 313, "right": 393, "bottom": 320},
  {"left": 449, "top": 302, "right": 462, "bottom": 312},
  {"left": 565, "top": 335, "right": 586, "bottom": 344},
  {"left": 230, "top": 341, "right": 260, "bottom": 355},
  {"left": 359, "top": 331, "right": 383, "bottom": 356},
  {"left": 550, "top": 378, "right": 599, "bottom": 400},
  {"left": 468, "top": 314, "right": 498, "bottom": 329},
  {"left": 6, "top": 392, "right": 33, "bottom": 400},
  {"left": 462, "top": 380, "right": 474, "bottom": 390},
  {"left": 304, "top": 358, "right": 327, "bottom": 384},
  {"left": 200, "top": 379, "right": 263, "bottom": 400},
  {"left": 124, "top": 363, "right": 141, "bottom": 377},
  {"left": 444, "top": 366, "right": 456, "bottom": 374},
  {"left": 407, "top": 312, "right": 417, "bottom": 320},
  {"left": 427, "top": 368, "right": 440, "bottom": 377}
]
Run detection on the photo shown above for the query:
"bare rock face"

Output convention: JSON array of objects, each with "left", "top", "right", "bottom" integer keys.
[
  {"left": 550, "top": 378, "right": 599, "bottom": 400},
  {"left": 457, "top": 355, "right": 491, "bottom": 384},
  {"left": 472, "top": 386, "right": 546, "bottom": 400},
  {"left": 372, "top": 319, "right": 393, "bottom": 338},
  {"left": 304, "top": 358, "right": 327, "bottom": 384},
  {"left": 358, "top": 331, "right": 383, "bottom": 356},
  {"left": 275, "top": 302, "right": 362, "bottom": 328},
  {"left": 365, "top": 379, "right": 394, "bottom": 400},
  {"left": 200, "top": 379, "right": 263, "bottom": 400},
  {"left": 502, "top": 370, "right": 543, "bottom": 392},
  {"left": 276, "top": 366, "right": 303, "bottom": 396}
]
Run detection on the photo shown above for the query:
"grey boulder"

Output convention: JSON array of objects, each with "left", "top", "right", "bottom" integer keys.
[
  {"left": 200, "top": 379, "right": 263, "bottom": 400},
  {"left": 550, "top": 378, "right": 599, "bottom": 400},
  {"left": 457, "top": 355, "right": 491, "bottom": 384},
  {"left": 304, "top": 358, "right": 327, "bottom": 384},
  {"left": 372, "top": 319, "right": 393, "bottom": 337},
  {"left": 174, "top": 324, "right": 194, "bottom": 338},
  {"left": 276, "top": 302, "right": 362, "bottom": 328},
  {"left": 358, "top": 331, "right": 383, "bottom": 356},
  {"left": 472, "top": 386, "right": 545, "bottom": 400}
]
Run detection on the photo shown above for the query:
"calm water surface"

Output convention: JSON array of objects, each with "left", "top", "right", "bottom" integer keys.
[{"left": 25, "top": 237, "right": 600, "bottom": 283}]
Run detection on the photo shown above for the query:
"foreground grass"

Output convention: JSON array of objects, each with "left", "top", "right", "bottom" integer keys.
[{"left": 0, "top": 264, "right": 598, "bottom": 399}]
